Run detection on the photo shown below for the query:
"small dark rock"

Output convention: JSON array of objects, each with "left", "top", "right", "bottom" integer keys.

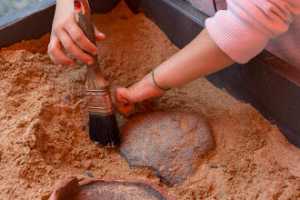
[
  {"left": 120, "top": 112, "right": 215, "bottom": 185},
  {"left": 84, "top": 171, "right": 95, "bottom": 178}
]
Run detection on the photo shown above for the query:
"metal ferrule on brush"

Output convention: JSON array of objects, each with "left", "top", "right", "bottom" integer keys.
[{"left": 86, "top": 88, "right": 113, "bottom": 116}]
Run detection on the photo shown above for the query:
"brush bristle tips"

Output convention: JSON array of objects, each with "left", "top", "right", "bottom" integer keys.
[{"left": 89, "top": 114, "right": 121, "bottom": 147}]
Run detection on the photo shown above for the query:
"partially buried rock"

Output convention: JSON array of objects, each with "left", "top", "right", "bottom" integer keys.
[
  {"left": 120, "top": 112, "right": 215, "bottom": 185},
  {"left": 49, "top": 177, "right": 170, "bottom": 200}
]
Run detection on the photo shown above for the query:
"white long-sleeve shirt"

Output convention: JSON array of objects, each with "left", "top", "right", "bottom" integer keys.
[{"left": 188, "top": 0, "right": 300, "bottom": 68}]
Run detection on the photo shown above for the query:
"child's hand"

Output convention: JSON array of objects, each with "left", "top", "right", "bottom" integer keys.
[
  {"left": 115, "top": 87, "right": 136, "bottom": 116},
  {"left": 115, "top": 76, "right": 165, "bottom": 116},
  {"left": 48, "top": 0, "right": 105, "bottom": 65}
]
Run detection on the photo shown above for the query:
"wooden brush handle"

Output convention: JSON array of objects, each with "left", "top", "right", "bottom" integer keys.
[
  {"left": 77, "top": 13, "right": 96, "bottom": 44},
  {"left": 76, "top": 1, "right": 113, "bottom": 115},
  {"left": 77, "top": 12, "right": 108, "bottom": 88}
]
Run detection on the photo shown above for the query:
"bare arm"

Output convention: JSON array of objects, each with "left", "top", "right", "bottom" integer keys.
[{"left": 116, "top": 29, "right": 234, "bottom": 112}]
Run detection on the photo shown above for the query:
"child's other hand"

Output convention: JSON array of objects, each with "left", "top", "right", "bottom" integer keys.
[
  {"left": 115, "top": 87, "right": 136, "bottom": 116},
  {"left": 48, "top": 0, "right": 105, "bottom": 65},
  {"left": 115, "top": 77, "right": 165, "bottom": 116}
]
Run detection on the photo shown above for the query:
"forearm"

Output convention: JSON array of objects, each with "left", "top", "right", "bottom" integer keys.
[
  {"left": 55, "top": 0, "right": 73, "bottom": 9},
  {"left": 127, "top": 29, "right": 234, "bottom": 102},
  {"left": 153, "top": 29, "right": 233, "bottom": 88}
]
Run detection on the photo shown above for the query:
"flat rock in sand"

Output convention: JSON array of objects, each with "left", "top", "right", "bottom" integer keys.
[
  {"left": 50, "top": 177, "right": 169, "bottom": 200},
  {"left": 120, "top": 112, "right": 215, "bottom": 185}
]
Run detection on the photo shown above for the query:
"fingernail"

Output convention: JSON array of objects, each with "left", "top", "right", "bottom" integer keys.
[
  {"left": 96, "top": 33, "right": 106, "bottom": 39},
  {"left": 87, "top": 59, "right": 94, "bottom": 65},
  {"left": 124, "top": 97, "right": 132, "bottom": 105}
]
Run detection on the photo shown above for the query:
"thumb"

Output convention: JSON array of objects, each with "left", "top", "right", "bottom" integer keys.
[{"left": 94, "top": 26, "right": 106, "bottom": 41}]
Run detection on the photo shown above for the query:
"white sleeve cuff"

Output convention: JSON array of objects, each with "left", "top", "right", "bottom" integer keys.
[{"left": 205, "top": 10, "right": 269, "bottom": 64}]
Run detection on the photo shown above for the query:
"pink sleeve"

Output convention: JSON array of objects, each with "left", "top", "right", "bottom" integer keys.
[{"left": 205, "top": 0, "right": 300, "bottom": 64}]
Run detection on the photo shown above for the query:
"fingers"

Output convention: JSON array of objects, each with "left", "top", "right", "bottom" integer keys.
[
  {"left": 65, "top": 21, "right": 98, "bottom": 55},
  {"left": 116, "top": 88, "right": 130, "bottom": 104},
  {"left": 115, "top": 88, "right": 135, "bottom": 116},
  {"left": 56, "top": 29, "right": 94, "bottom": 65},
  {"left": 48, "top": 36, "right": 74, "bottom": 65},
  {"left": 94, "top": 26, "right": 106, "bottom": 41},
  {"left": 48, "top": 9, "right": 106, "bottom": 65}
]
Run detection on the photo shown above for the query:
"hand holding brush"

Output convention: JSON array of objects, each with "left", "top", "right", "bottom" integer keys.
[{"left": 74, "top": 0, "right": 121, "bottom": 147}]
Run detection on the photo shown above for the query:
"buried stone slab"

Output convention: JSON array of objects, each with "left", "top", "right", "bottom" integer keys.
[
  {"left": 49, "top": 177, "right": 170, "bottom": 200},
  {"left": 120, "top": 112, "right": 215, "bottom": 185}
]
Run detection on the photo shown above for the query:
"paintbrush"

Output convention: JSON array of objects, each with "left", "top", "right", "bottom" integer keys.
[{"left": 74, "top": 0, "right": 120, "bottom": 147}]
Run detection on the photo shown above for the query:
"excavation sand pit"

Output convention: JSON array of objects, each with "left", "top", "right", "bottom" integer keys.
[{"left": 0, "top": 2, "right": 300, "bottom": 200}]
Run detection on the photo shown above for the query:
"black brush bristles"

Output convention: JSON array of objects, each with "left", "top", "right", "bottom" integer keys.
[{"left": 89, "top": 113, "right": 121, "bottom": 147}]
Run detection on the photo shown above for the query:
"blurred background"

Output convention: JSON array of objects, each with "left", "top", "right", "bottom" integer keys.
[{"left": 0, "top": 0, "right": 44, "bottom": 17}]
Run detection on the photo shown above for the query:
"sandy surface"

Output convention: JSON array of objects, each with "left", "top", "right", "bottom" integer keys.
[{"left": 0, "top": 2, "right": 299, "bottom": 200}]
